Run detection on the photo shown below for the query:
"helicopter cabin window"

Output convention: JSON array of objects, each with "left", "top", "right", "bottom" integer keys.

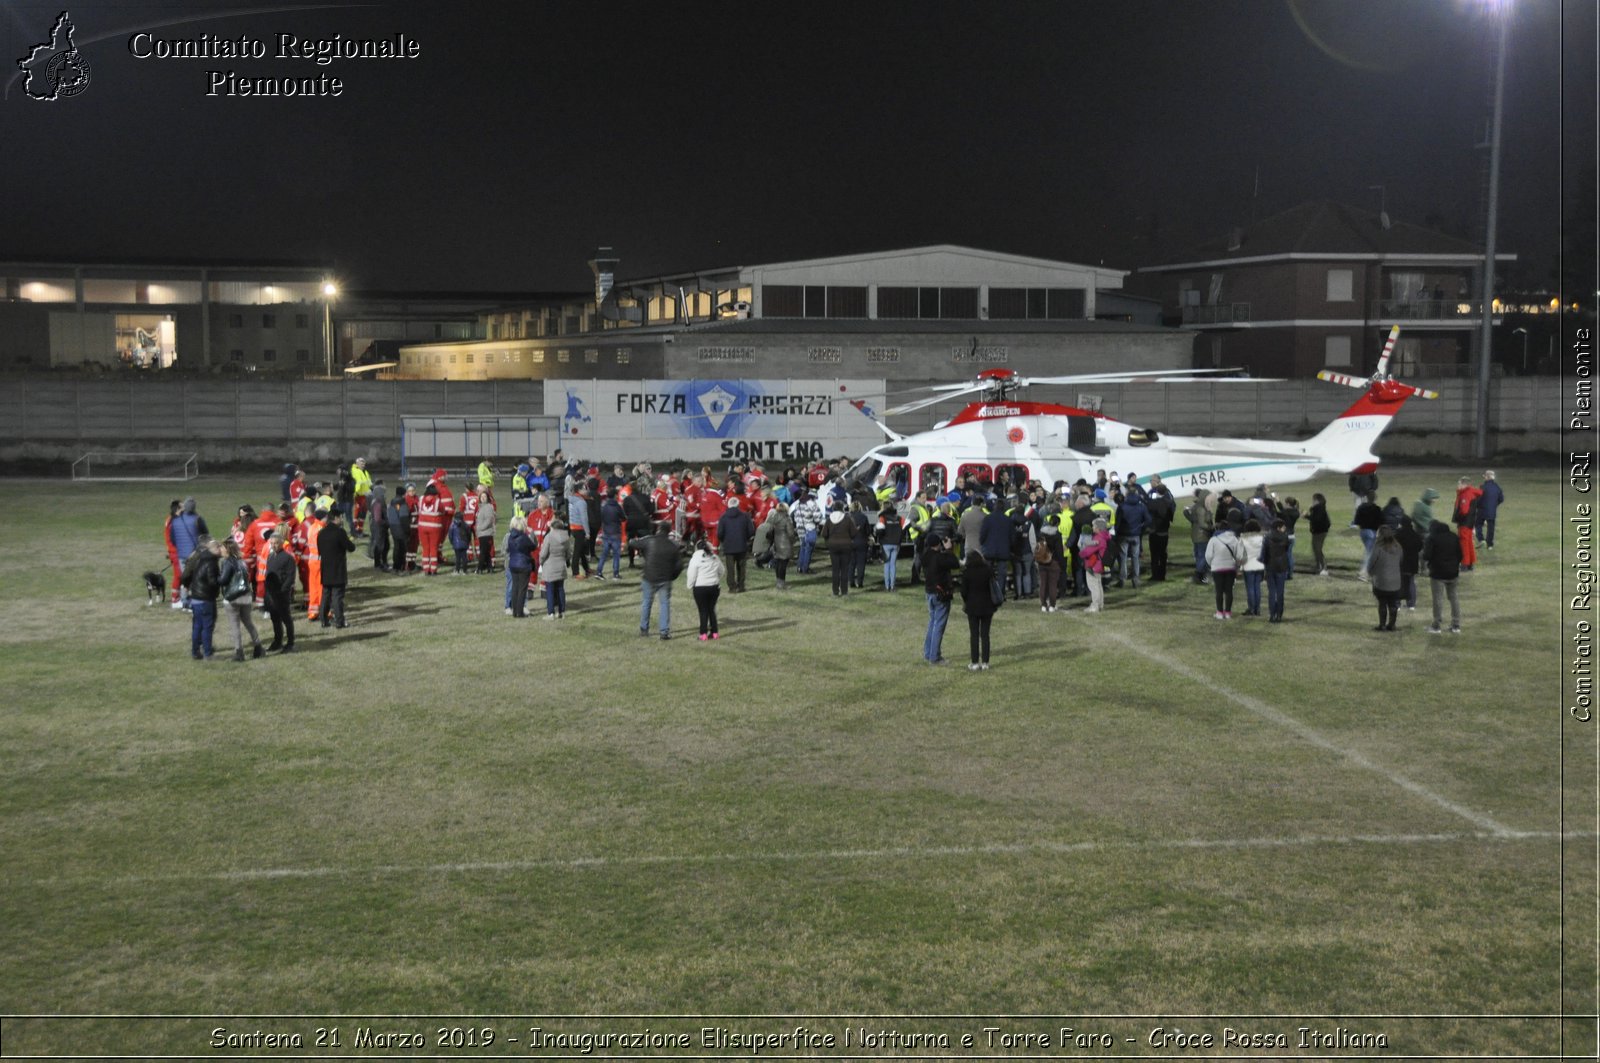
[
  {"left": 887, "top": 462, "right": 911, "bottom": 499},
  {"left": 918, "top": 464, "right": 946, "bottom": 494},
  {"left": 995, "top": 463, "right": 1029, "bottom": 491},
  {"left": 1126, "top": 429, "right": 1160, "bottom": 447},
  {"left": 957, "top": 462, "right": 992, "bottom": 487}
]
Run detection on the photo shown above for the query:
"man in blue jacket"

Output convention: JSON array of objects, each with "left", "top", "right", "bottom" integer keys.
[
  {"left": 1477, "top": 470, "right": 1505, "bottom": 549},
  {"left": 978, "top": 504, "right": 1014, "bottom": 605},
  {"left": 716, "top": 496, "right": 757, "bottom": 593},
  {"left": 1115, "top": 490, "right": 1150, "bottom": 588}
]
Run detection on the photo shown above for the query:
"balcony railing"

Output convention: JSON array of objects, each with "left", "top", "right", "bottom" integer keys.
[
  {"left": 1180, "top": 303, "right": 1251, "bottom": 325},
  {"left": 1371, "top": 298, "right": 1479, "bottom": 321}
]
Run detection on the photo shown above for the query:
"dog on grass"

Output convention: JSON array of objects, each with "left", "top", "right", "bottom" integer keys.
[{"left": 143, "top": 571, "right": 167, "bottom": 606}]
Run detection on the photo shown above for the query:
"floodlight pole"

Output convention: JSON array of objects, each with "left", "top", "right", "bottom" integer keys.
[{"left": 1474, "top": 7, "right": 1509, "bottom": 460}]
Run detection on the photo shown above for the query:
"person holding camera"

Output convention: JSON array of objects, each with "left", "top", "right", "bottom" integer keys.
[{"left": 922, "top": 535, "right": 959, "bottom": 665}]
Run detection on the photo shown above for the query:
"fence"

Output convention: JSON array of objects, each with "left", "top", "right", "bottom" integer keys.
[{"left": 0, "top": 375, "right": 1573, "bottom": 468}]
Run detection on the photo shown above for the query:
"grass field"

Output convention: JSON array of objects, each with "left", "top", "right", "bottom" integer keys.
[{"left": 0, "top": 465, "right": 1594, "bottom": 1058}]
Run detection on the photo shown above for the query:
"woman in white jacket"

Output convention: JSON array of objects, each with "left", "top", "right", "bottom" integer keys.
[{"left": 685, "top": 537, "right": 726, "bottom": 641}]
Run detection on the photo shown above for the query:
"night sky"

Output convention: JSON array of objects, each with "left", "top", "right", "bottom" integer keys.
[{"left": 2, "top": 0, "right": 1592, "bottom": 293}]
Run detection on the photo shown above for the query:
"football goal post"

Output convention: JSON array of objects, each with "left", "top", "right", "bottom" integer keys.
[
  {"left": 399, "top": 415, "right": 560, "bottom": 481},
  {"left": 71, "top": 451, "right": 200, "bottom": 482}
]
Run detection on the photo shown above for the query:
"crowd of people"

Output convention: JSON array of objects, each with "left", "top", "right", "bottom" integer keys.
[{"left": 162, "top": 453, "right": 1507, "bottom": 668}]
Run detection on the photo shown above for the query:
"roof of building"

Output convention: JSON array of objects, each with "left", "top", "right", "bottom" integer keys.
[
  {"left": 619, "top": 243, "right": 1126, "bottom": 287},
  {"left": 679, "top": 316, "right": 1171, "bottom": 336},
  {"left": 1140, "top": 200, "right": 1496, "bottom": 271}
]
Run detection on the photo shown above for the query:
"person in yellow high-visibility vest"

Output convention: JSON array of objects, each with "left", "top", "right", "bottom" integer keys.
[{"left": 350, "top": 457, "right": 373, "bottom": 535}]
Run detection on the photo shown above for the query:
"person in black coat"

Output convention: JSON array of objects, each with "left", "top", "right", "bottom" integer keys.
[
  {"left": 1420, "top": 519, "right": 1464, "bottom": 632},
  {"left": 1144, "top": 477, "right": 1176, "bottom": 581},
  {"left": 316, "top": 510, "right": 357, "bottom": 628},
  {"left": 263, "top": 531, "right": 298, "bottom": 652},
  {"left": 1395, "top": 515, "right": 1424, "bottom": 612},
  {"left": 388, "top": 489, "right": 413, "bottom": 574},
  {"left": 960, "top": 550, "right": 999, "bottom": 671}
]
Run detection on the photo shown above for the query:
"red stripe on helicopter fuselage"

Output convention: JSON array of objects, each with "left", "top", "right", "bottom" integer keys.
[{"left": 946, "top": 401, "right": 1101, "bottom": 425}]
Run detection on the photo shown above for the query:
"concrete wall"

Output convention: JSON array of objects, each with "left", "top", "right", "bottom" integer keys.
[{"left": 0, "top": 375, "right": 1570, "bottom": 472}]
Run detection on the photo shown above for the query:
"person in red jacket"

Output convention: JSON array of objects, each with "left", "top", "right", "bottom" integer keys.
[
  {"left": 458, "top": 481, "right": 480, "bottom": 566},
  {"left": 163, "top": 499, "right": 184, "bottom": 606},
  {"left": 302, "top": 510, "right": 325, "bottom": 620},
  {"left": 245, "top": 505, "right": 281, "bottom": 607},
  {"left": 416, "top": 483, "right": 446, "bottom": 576},
  {"left": 699, "top": 476, "right": 726, "bottom": 548},
  {"left": 428, "top": 468, "right": 456, "bottom": 523},
  {"left": 1453, "top": 477, "right": 1483, "bottom": 571}
]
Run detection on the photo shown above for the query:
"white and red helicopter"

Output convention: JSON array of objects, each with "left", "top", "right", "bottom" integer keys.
[{"left": 844, "top": 326, "right": 1437, "bottom": 498}]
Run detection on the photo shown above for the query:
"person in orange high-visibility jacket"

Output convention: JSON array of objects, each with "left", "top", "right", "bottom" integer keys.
[
  {"left": 303, "top": 510, "right": 325, "bottom": 620},
  {"left": 416, "top": 483, "right": 446, "bottom": 575}
]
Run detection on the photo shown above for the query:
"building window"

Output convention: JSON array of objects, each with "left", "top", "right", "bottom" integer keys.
[
  {"left": 1327, "top": 269, "right": 1354, "bottom": 302},
  {"left": 987, "top": 287, "right": 1083, "bottom": 320},
  {"left": 941, "top": 287, "right": 979, "bottom": 319},
  {"left": 1324, "top": 335, "right": 1353, "bottom": 368},
  {"left": 229, "top": 349, "right": 244, "bottom": 361},
  {"left": 1047, "top": 288, "right": 1085, "bottom": 319},
  {"left": 877, "top": 287, "right": 918, "bottom": 319},
  {"left": 763, "top": 285, "right": 802, "bottom": 318},
  {"left": 262, "top": 348, "right": 277, "bottom": 362},
  {"left": 295, "top": 314, "right": 309, "bottom": 329},
  {"left": 228, "top": 313, "right": 243, "bottom": 328},
  {"left": 465, "top": 352, "right": 474, "bottom": 364},
  {"left": 531, "top": 351, "right": 544, "bottom": 363},
  {"left": 988, "top": 289, "right": 1026, "bottom": 319},
  {"left": 557, "top": 349, "right": 570, "bottom": 363},
  {"left": 262, "top": 313, "right": 275, "bottom": 328},
  {"left": 826, "top": 286, "right": 867, "bottom": 319},
  {"left": 616, "top": 348, "right": 630, "bottom": 365},
  {"left": 296, "top": 349, "right": 310, "bottom": 362},
  {"left": 585, "top": 348, "right": 600, "bottom": 364}
]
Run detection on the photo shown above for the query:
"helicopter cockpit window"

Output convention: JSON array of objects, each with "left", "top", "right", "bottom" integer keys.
[
  {"left": 844, "top": 456, "right": 882, "bottom": 488},
  {"left": 1127, "top": 429, "right": 1161, "bottom": 447}
]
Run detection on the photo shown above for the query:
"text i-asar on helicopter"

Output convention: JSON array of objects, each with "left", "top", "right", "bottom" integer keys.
[{"left": 843, "top": 326, "right": 1437, "bottom": 499}]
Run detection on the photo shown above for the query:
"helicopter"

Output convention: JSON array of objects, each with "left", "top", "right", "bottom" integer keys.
[{"left": 843, "top": 325, "right": 1436, "bottom": 500}]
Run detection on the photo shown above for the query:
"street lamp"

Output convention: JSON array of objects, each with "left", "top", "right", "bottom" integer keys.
[
  {"left": 1474, "top": 1, "right": 1510, "bottom": 459},
  {"left": 322, "top": 280, "right": 339, "bottom": 377},
  {"left": 1512, "top": 326, "right": 1528, "bottom": 374}
]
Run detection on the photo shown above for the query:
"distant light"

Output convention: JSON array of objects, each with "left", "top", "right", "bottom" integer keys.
[{"left": 322, "top": 282, "right": 339, "bottom": 297}]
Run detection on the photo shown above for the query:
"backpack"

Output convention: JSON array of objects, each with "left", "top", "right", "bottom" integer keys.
[{"left": 1033, "top": 539, "right": 1052, "bottom": 565}]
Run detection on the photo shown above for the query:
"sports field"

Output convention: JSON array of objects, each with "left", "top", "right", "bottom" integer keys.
[{"left": 0, "top": 465, "right": 1593, "bottom": 1058}]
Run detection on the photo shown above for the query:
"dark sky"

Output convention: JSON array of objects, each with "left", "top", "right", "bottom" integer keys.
[{"left": 2, "top": 0, "right": 1592, "bottom": 293}]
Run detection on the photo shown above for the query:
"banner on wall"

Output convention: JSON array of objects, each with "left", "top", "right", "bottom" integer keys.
[{"left": 542, "top": 379, "right": 887, "bottom": 463}]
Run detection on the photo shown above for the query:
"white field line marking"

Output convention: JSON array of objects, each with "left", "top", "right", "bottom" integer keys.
[
  {"left": 24, "top": 830, "right": 1590, "bottom": 888},
  {"left": 1070, "top": 616, "right": 1519, "bottom": 835}
]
